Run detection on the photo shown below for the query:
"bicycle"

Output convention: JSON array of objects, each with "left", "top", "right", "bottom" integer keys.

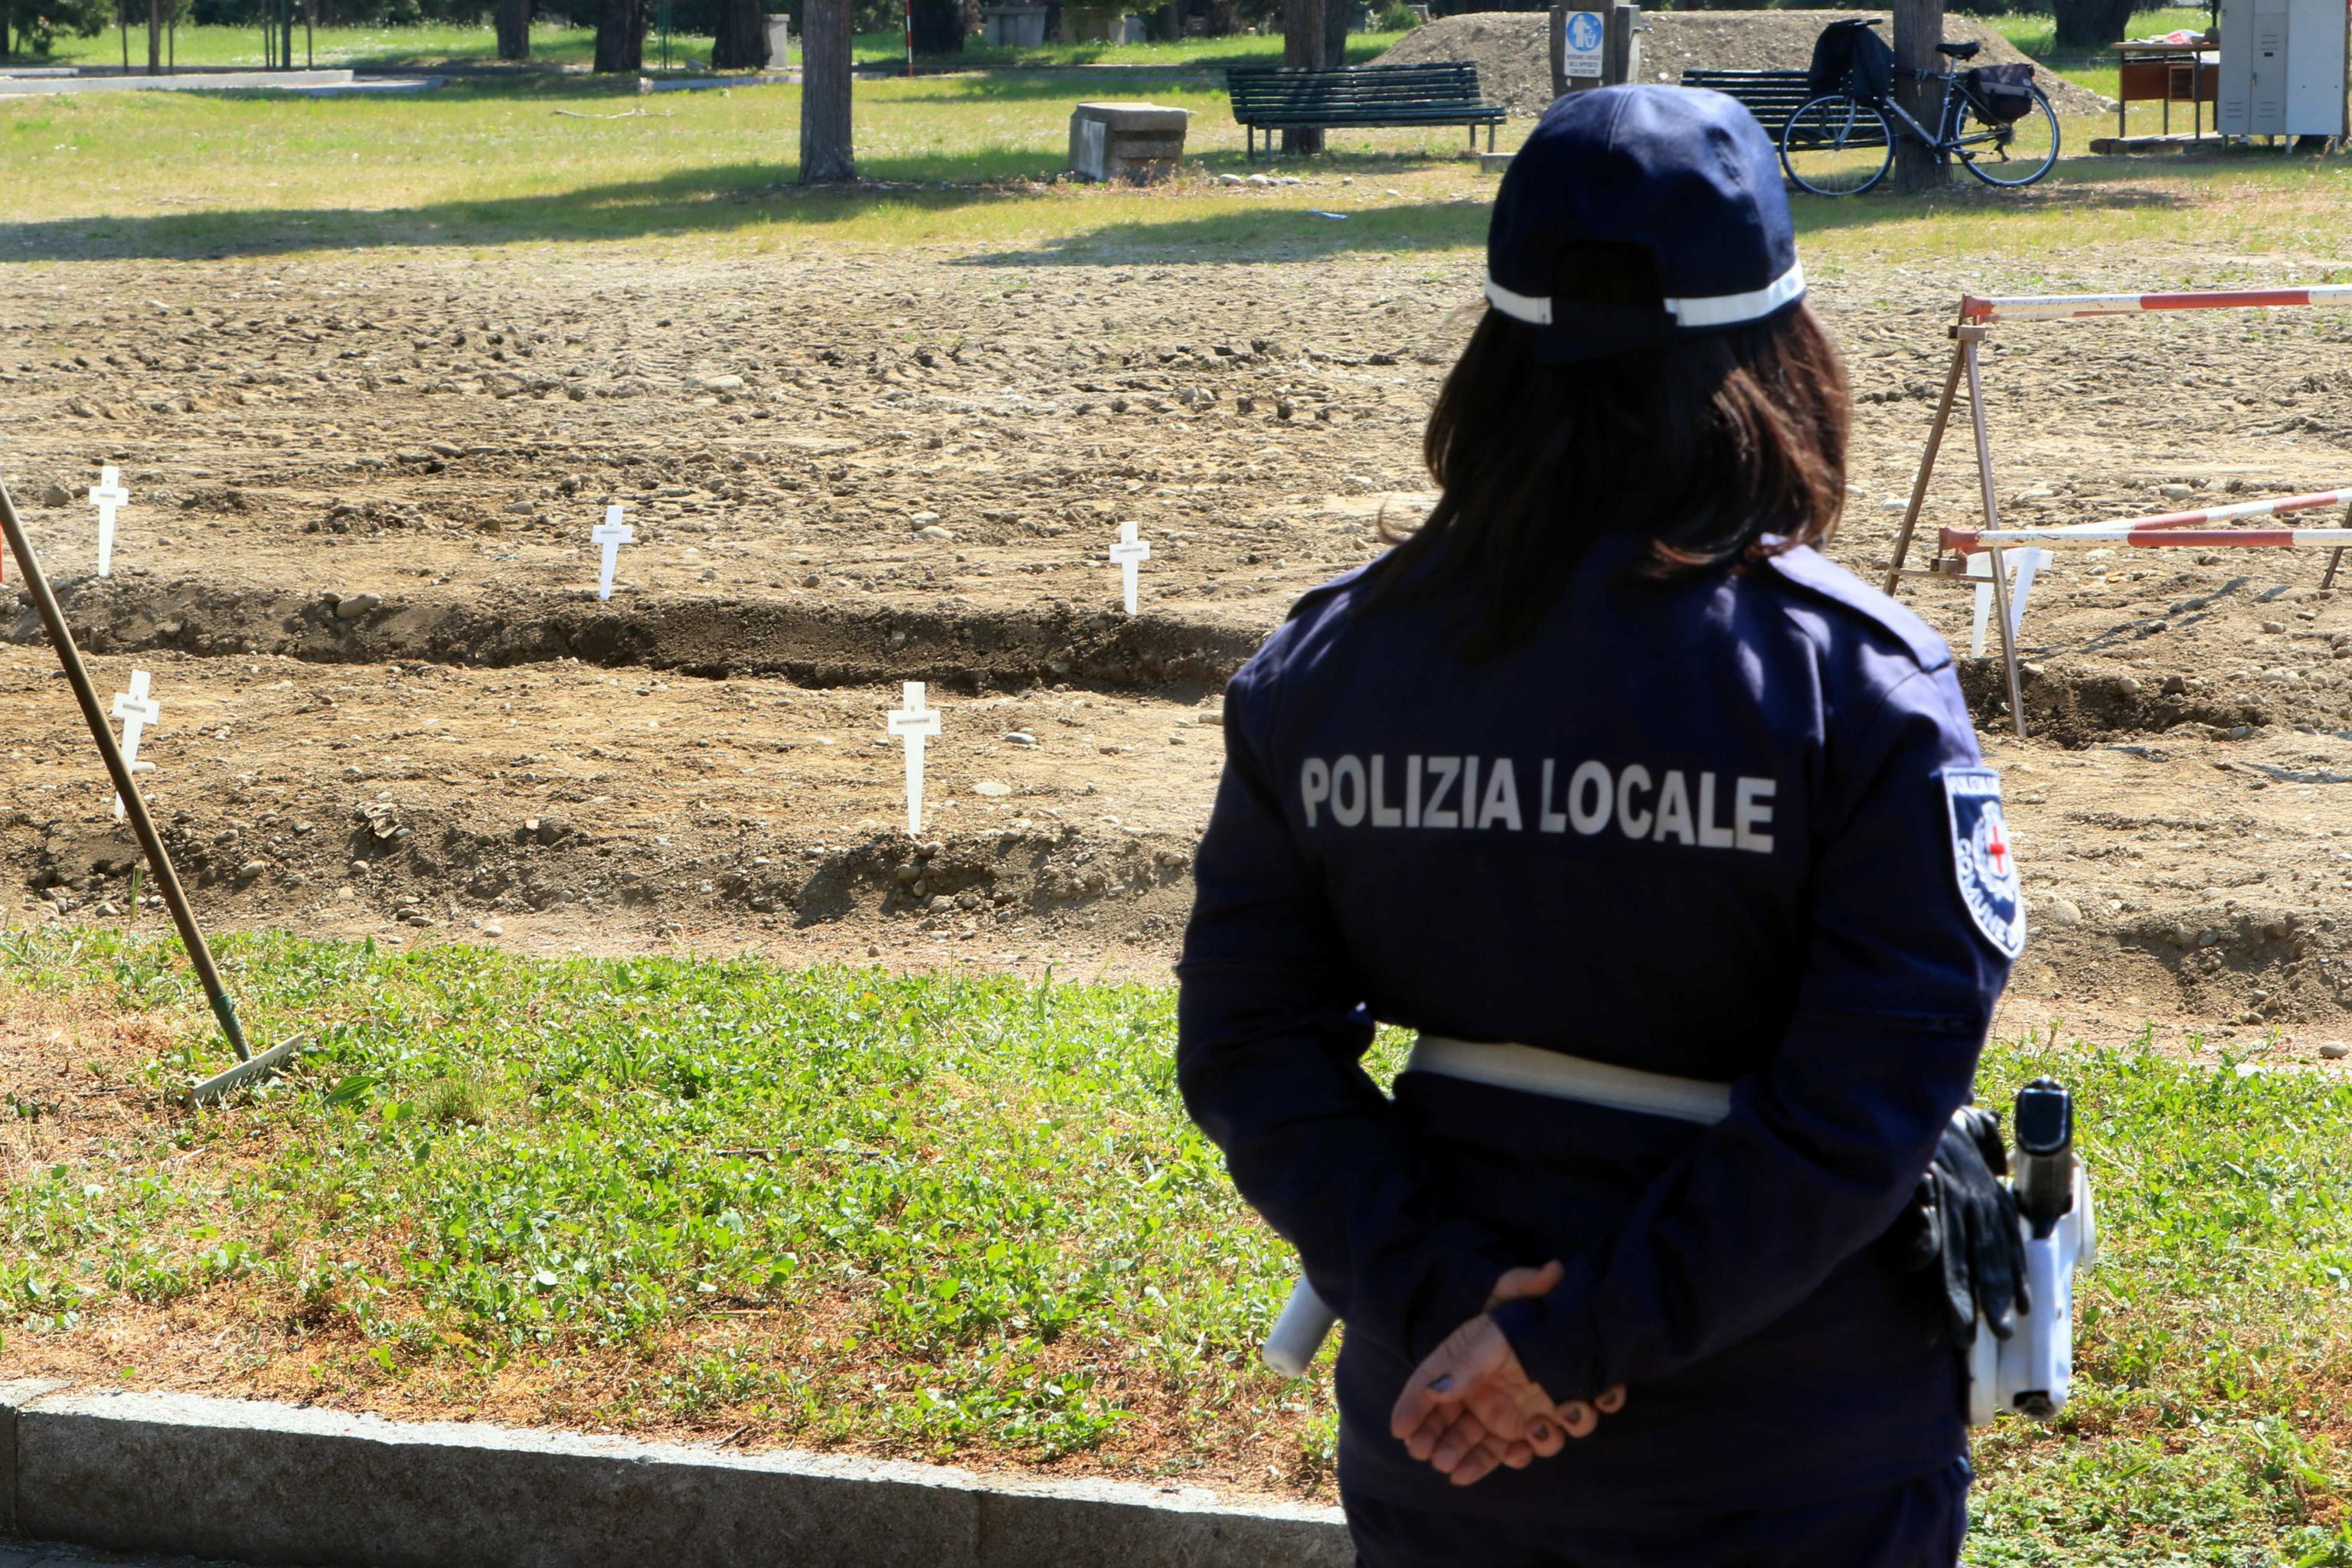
[{"left": 1779, "top": 26, "right": 2060, "bottom": 197}]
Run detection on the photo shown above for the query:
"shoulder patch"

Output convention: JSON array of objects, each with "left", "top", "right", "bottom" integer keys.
[
  {"left": 1943, "top": 767, "right": 2024, "bottom": 958},
  {"left": 1762, "top": 546, "right": 1952, "bottom": 671}
]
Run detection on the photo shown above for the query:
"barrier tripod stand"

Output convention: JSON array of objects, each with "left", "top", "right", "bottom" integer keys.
[
  {"left": 0, "top": 477, "right": 306, "bottom": 1104},
  {"left": 1883, "top": 285, "right": 2352, "bottom": 741}
]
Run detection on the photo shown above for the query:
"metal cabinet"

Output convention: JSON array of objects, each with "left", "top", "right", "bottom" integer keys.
[{"left": 2217, "top": 0, "right": 2348, "bottom": 137}]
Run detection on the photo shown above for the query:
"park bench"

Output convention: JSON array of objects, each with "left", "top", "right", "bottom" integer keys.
[
  {"left": 1680, "top": 68, "right": 1844, "bottom": 145},
  {"left": 1225, "top": 62, "right": 1506, "bottom": 161}
]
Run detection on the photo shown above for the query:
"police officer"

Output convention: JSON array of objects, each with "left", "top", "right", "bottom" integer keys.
[{"left": 1176, "top": 87, "right": 2028, "bottom": 1566}]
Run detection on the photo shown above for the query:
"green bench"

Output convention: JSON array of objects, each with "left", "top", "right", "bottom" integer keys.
[
  {"left": 1225, "top": 62, "right": 1507, "bottom": 162},
  {"left": 1681, "top": 67, "right": 1890, "bottom": 149}
]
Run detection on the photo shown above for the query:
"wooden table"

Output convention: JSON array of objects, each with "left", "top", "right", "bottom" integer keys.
[{"left": 2112, "top": 40, "right": 2220, "bottom": 138}]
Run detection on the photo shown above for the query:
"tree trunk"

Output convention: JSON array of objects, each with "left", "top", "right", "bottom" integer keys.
[
  {"left": 800, "top": 0, "right": 854, "bottom": 182},
  {"left": 1320, "top": 0, "right": 1346, "bottom": 66},
  {"left": 593, "top": 0, "right": 643, "bottom": 71},
  {"left": 710, "top": 0, "right": 768, "bottom": 67},
  {"left": 910, "top": 0, "right": 961, "bottom": 53},
  {"left": 1282, "top": 0, "right": 1325, "bottom": 154},
  {"left": 1890, "top": 0, "right": 1945, "bottom": 192},
  {"left": 496, "top": 0, "right": 531, "bottom": 60},
  {"left": 2052, "top": 0, "right": 2137, "bottom": 50}
]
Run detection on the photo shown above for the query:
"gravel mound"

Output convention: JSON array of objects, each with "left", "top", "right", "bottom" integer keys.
[{"left": 1375, "top": 11, "right": 2113, "bottom": 119}]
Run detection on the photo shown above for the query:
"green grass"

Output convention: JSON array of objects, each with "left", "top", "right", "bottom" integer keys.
[
  {"left": 21, "top": 20, "right": 707, "bottom": 70},
  {"left": 856, "top": 28, "right": 1409, "bottom": 68},
  {"left": 10, "top": 8, "right": 2352, "bottom": 272},
  {"left": 2, "top": 929, "right": 2350, "bottom": 1558},
  {"left": 0, "top": 70, "right": 1505, "bottom": 260},
  {"left": 16, "top": 20, "right": 1400, "bottom": 72}
]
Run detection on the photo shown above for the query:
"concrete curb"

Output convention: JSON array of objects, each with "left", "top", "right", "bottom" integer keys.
[{"left": 0, "top": 1386, "right": 1349, "bottom": 1567}]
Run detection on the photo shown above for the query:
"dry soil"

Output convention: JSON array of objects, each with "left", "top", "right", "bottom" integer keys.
[{"left": 6, "top": 237, "right": 2352, "bottom": 1059}]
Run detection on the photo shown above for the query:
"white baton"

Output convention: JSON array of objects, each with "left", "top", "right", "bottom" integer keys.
[{"left": 1263, "top": 1278, "right": 1338, "bottom": 1377}]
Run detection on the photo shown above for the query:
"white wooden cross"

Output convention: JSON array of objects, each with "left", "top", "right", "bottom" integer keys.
[
  {"left": 90, "top": 466, "right": 129, "bottom": 578},
  {"left": 1966, "top": 547, "right": 2051, "bottom": 658},
  {"left": 592, "top": 504, "right": 634, "bottom": 602},
  {"left": 886, "top": 680, "right": 942, "bottom": 835},
  {"left": 1108, "top": 519, "right": 1152, "bottom": 616},
  {"left": 109, "top": 668, "right": 160, "bottom": 820}
]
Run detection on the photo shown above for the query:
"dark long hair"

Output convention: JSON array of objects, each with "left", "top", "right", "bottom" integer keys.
[{"left": 1364, "top": 243, "right": 1851, "bottom": 662}]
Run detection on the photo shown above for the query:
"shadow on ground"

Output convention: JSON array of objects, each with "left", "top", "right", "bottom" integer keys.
[
  {"left": 1790, "top": 155, "right": 2197, "bottom": 235},
  {"left": 958, "top": 198, "right": 1485, "bottom": 265},
  {"left": 0, "top": 160, "right": 1046, "bottom": 261}
]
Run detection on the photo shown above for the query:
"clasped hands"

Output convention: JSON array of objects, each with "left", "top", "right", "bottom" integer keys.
[{"left": 1387, "top": 1260, "right": 1628, "bottom": 1488}]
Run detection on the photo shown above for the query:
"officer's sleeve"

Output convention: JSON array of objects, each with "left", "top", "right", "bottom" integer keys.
[
  {"left": 1490, "top": 662, "right": 2012, "bottom": 1400},
  {"left": 1176, "top": 671, "right": 1516, "bottom": 1366}
]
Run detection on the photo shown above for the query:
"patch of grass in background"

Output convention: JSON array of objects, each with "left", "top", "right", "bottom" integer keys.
[
  {"left": 11, "top": 61, "right": 2352, "bottom": 268},
  {"left": 18, "top": 20, "right": 1399, "bottom": 72},
  {"left": 2, "top": 929, "right": 2349, "bottom": 1560},
  {"left": 0, "top": 71, "right": 1502, "bottom": 260},
  {"left": 23, "top": 20, "right": 701, "bottom": 70}
]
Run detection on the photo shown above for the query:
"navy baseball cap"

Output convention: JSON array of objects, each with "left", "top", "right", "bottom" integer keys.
[{"left": 1485, "top": 85, "right": 1805, "bottom": 363}]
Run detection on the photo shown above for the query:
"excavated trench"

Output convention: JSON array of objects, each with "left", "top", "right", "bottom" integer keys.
[{"left": 5, "top": 575, "right": 1266, "bottom": 700}]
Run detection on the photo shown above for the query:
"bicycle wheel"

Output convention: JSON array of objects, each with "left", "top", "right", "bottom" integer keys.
[
  {"left": 1956, "top": 86, "right": 2060, "bottom": 188},
  {"left": 1779, "top": 94, "right": 1896, "bottom": 197}
]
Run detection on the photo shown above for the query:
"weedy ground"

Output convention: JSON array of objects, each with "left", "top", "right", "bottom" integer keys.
[{"left": 1, "top": 931, "right": 2347, "bottom": 1565}]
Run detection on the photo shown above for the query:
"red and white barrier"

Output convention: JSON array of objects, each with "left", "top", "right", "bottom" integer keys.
[
  {"left": 1888, "top": 285, "right": 2352, "bottom": 738},
  {"left": 2038, "top": 485, "right": 2352, "bottom": 535},
  {"left": 1945, "top": 524, "right": 2352, "bottom": 553},
  {"left": 1959, "top": 286, "right": 2352, "bottom": 324},
  {"left": 1944, "top": 485, "right": 2352, "bottom": 554}
]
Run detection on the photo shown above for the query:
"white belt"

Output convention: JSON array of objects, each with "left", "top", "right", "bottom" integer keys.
[
  {"left": 1259, "top": 1035, "right": 1736, "bottom": 1377},
  {"left": 1404, "top": 1036, "right": 1734, "bottom": 1125}
]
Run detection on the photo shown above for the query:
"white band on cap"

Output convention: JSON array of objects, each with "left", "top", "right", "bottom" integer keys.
[
  {"left": 1484, "top": 275, "right": 1554, "bottom": 325},
  {"left": 1665, "top": 260, "right": 1808, "bottom": 328},
  {"left": 1482, "top": 260, "right": 1808, "bottom": 332}
]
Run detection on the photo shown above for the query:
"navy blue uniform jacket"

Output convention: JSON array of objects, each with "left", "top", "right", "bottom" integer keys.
[{"left": 1176, "top": 534, "right": 2017, "bottom": 1519}]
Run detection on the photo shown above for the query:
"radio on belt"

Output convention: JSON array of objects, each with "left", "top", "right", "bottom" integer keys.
[{"left": 1969, "top": 1076, "right": 2097, "bottom": 1426}]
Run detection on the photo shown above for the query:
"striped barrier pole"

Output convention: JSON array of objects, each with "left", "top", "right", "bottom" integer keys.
[
  {"left": 1944, "top": 524, "right": 2352, "bottom": 553},
  {"left": 1887, "top": 289, "right": 2352, "bottom": 739},
  {"left": 1959, "top": 286, "right": 2352, "bottom": 324},
  {"left": 2041, "top": 485, "right": 2352, "bottom": 535}
]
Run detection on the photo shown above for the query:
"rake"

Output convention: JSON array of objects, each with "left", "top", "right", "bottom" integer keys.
[{"left": 0, "top": 476, "right": 305, "bottom": 1104}]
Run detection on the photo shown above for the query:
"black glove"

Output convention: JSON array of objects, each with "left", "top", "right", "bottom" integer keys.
[{"left": 1878, "top": 1106, "right": 2031, "bottom": 1347}]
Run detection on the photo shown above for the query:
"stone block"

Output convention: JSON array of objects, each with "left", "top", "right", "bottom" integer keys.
[
  {"left": 18, "top": 1392, "right": 975, "bottom": 1568},
  {"left": 975, "top": 1477, "right": 1351, "bottom": 1566},
  {"left": 0, "top": 1381, "right": 68, "bottom": 1537},
  {"left": 1068, "top": 101, "right": 1192, "bottom": 182},
  {"left": 10, "top": 1390, "right": 1351, "bottom": 1568}
]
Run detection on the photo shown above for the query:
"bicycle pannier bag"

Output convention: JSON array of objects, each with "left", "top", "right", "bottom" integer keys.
[
  {"left": 1808, "top": 18, "right": 1893, "bottom": 98},
  {"left": 1966, "top": 63, "right": 2037, "bottom": 124}
]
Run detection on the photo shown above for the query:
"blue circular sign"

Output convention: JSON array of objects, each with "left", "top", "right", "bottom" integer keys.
[{"left": 1566, "top": 11, "right": 1603, "bottom": 51}]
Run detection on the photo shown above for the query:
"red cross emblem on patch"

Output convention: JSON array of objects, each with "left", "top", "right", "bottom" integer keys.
[{"left": 1945, "top": 769, "right": 2024, "bottom": 957}]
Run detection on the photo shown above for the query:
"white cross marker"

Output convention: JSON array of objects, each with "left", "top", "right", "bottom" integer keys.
[
  {"left": 109, "top": 668, "right": 160, "bottom": 821},
  {"left": 1108, "top": 519, "right": 1152, "bottom": 616},
  {"left": 1966, "top": 547, "right": 2051, "bottom": 658},
  {"left": 592, "top": 505, "right": 634, "bottom": 601},
  {"left": 886, "top": 680, "right": 942, "bottom": 835},
  {"left": 90, "top": 466, "right": 129, "bottom": 578}
]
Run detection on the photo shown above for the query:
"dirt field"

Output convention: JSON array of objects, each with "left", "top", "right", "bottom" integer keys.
[{"left": 8, "top": 236, "right": 2352, "bottom": 1057}]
